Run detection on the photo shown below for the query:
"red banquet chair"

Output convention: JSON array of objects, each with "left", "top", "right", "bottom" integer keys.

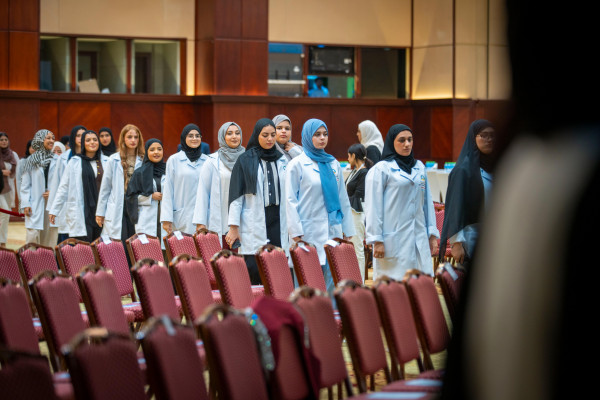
[
  {"left": 131, "top": 259, "right": 181, "bottom": 322},
  {"left": 324, "top": 237, "right": 364, "bottom": 286},
  {"left": 126, "top": 233, "right": 165, "bottom": 264},
  {"left": 289, "top": 240, "right": 328, "bottom": 292},
  {"left": 193, "top": 228, "right": 222, "bottom": 289},
  {"left": 255, "top": 244, "right": 295, "bottom": 301},
  {"left": 163, "top": 231, "right": 199, "bottom": 264},
  {"left": 210, "top": 250, "right": 257, "bottom": 308},
  {"left": 0, "top": 246, "right": 25, "bottom": 284},
  {"left": 435, "top": 263, "right": 466, "bottom": 324},
  {"left": 55, "top": 238, "right": 96, "bottom": 301}
]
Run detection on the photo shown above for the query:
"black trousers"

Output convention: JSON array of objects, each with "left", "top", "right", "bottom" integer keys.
[{"left": 244, "top": 205, "right": 281, "bottom": 285}]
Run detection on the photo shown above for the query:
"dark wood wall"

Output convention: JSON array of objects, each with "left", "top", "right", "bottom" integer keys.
[{"left": 1, "top": 90, "right": 508, "bottom": 164}]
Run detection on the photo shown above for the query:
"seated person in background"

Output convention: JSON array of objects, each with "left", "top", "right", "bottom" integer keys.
[{"left": 308, "top": 77, "right": 329, "bottom": 98}]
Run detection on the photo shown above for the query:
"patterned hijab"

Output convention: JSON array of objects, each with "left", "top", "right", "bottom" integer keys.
[{"left": 19, "top": 130, "right": 55, "bottom": 177}]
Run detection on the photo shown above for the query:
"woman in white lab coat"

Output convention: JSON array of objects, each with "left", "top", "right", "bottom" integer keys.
[
  {"left": 18, "top": 129, "right": 58, "bottom": 246},
  {"left": 49, "top": 130, "right": 109, "bottom": 242},
  {"left": 125, "top": 139, "right": 166, "bottom": 241},
  {"left": 439, "top": 119, "right": 495, "bottom": 266},
  {"left": 193, "top": 121, "right": 245, "bottom": 247},
  {"left": 47, "top": 125, "right": 86, "bottom": 244},
  {"left": 95, "top": 124, "right": 144, "bottom": 241},
  {"left": 0, "top": 132, "right": 19, "bottom": 247},
  {"left": 226, "top": 118, "right": 288, "bottom": 284},
  {"left": 161, "top": 123, "right": 207, "bottom": 235},
  {"left": 273, "top": 114, "right": 303, "bottom": 160},
  {"left": 285, "top": 118, "right": 355, "bottom": 295},
  {"left": 365, "top": 124, "right": 439, "bottom": 281}
]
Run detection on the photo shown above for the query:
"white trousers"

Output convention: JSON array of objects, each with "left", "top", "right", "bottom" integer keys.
[{"left": 349, "top": 209, "right": 366, "bottom": 282}]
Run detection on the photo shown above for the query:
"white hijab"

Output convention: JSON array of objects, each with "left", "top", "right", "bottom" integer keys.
[{"left": 358, "top": 120, "right": 384, "bottom": 152}]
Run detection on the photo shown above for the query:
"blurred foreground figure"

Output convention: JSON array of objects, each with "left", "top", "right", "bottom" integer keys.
[{"left": 441, "top": 1, "right": 600, "bottom": 399}]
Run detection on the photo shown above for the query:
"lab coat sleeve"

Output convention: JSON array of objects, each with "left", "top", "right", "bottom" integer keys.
[
  {"left": 49, "top": 162, "right": 71, "bottom": 216},
  {"left": 19, "top": 171, "right": 32, "bottom": 210},
  {"left": 95, "top": 159, "right": 114, "bottom": 217},
  {"left": 228, "top": 196, "right": 243, "bottom": 227},
  {"left": 192, "top": 163, "right": 212, "bottom": 226},
  {"left": 424, "top": 173, "right": 440, "bottom": 239},
  {"left": 46, "top": 158, "right": 60, "bottom": 212},
  {"left": 337, "top": 163, "right": 356, "bottom": 237},
  {"left": 364, "top": 166, "right": 385, "bottom": 244},
  {"left": 288, "top": 145, "right": 303, "bottom": 158},
  {"left": 284, "top": 160, "right": 304, "bottom": 239},
  {"left": 160, "top": 157, "right": 175, "bottom": 223}
]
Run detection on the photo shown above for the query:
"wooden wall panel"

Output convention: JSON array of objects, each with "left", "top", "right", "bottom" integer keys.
[
  {"left": 0, "top": 98, "right": 39, "bottom": 156},
  {"left": 0, "top": 31, "right": 7, "bottom": 89},
  {"left": 242, "top": 0, "right": 268, "bottom": 39},
  {"left": 0, "top": 0, "right": 8, "bottom": 30},
  {"left": 39, "top": 100, "right": 58, "bottom": 134},
  {"left": 213, "top": 102, "right": 269, "bottom": 147},
  {"left": 411, "top": 106, "right": 432, "bottom": 161},
  {"left": 58, "top": 102, "right": 111, "bottom": 138},
  {"left": 328, "top": 106, "right": 378, "bottom": 159},
  {"left": 195, "top": 40, "right": 214, "bottom": 95},
  {"left": 214, "top": 39, "right": 241, "bottom": 94},
  {"left": 110, "top": 102, "right": 163, "bottom": 145},
  {"left": 430, "top": 107, "right": 453, "bottom": 162},
  {"left": 8, "top": 31, "right": 39, "bottom": 90},
  {"left": 162, "top": 103, "right": 197, "bottom": 157},
  {"left": 9, "top": 0, "right": 38, "bottom": 31},
  {"left": 452, "top": 105, "right": 473, "bottom": 159},
  {"left": 376, "top": 106, "right": 414, "bottom": 136},
  {"left": 240, "top": 40, "right": 268, "bottom": 95},
  {"left": 197, "top": 101, "right": 214, "bottom": 152},
  {"left": 213, "top": 0, "right": 242, "bottom": 39}
]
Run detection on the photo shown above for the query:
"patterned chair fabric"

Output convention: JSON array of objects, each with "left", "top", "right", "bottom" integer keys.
[
  {"left": 92, "top": 237, "right": 135, "bottom": 298},
  {"left": 63, "top": 331, "right": 146, "bottom": 400},
  {"left": 170, "top": 257, "right": 219, "bottom": 323},
  {"left": 197, "top": 305, "right": 269, "bottom": 400},
  {"left": 139, "top": 319, "right": 209, "bottom": 400},
  {"left": 256, "top": 245, "right": 294, "bottom": 301},
  {"left": 78, "top": 267, "right": 131, "bottom": 336},
  {"left": 194, "top": 231, "right": 221, "bottom": 289},
  {"left": 0, "top": 282, "right": 40, "bottom": 354},
  {"left": 290, "top": 241, "right": 327, "bottom": 292},
  {"left": 164, "top": 232, "right": 199, "bottom": 264},
  {"left": 404, "top": 271, "right": 451, "bottom": 371},
  {"left": 291, "top": 287, "right": 350, "bottom": 391},
  {"left": 436, "top": 264, "right": 465, "bottom": 323},
  {"left": 131, "top": 261, "right": 180, "bottom": 321},
  {"left": 0, "top": 350, "right": 60, "bottom": 400},
  {"left": 0, "top": 247, "right": 22, "bottom": 283},
  {"left": 435, "top": 210, "right": 452, "bottom": 257},
  {"left": 56, "top": 240, "right": 96, "bottom": 301},
  {"left": 30, "top": 273, "right": 87, "bottom": 372},
  {"left": 325, "top": 239, "right": 363, "bottom": 286},
  {"left": 127, "top": 234, "right": 165, "bottom": 264},
  {"left": 17, "top": 244, "right": 59, "bottom": 281},
  {"left": 211, "top": 251, "right": 254, "bottom": 309}
]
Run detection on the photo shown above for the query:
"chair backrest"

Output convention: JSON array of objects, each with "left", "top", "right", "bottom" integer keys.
[
  {"left": 169, "top": 254, "right": 216, "bottom": 323},
  {"left": 77, "top": 265, "right": 131, "bottom": 336},
  {"left": 290, "top": 286, "right": 351, "bottom": 393},
  {"left": 0, "top": 349, "right": 58, "bottom": 400},
  {"left": 373, "top": 276, "right": 424, "bottom": 380},
  {"left": 16, "top": 243, "right": 59, "bottom": 281},
  {"left": 334, "top": 280, "right": 390, "bottom": 393},
  {"left": 91, "top": 237, "right": 135, "bottom": 298},
  {"left": 63, "top": 328, "right": 146, "bottom": 400},
  {"left": 138, "top": 316, "right": 209, "bottom": 400},
  {"left": 29, "top": 270, "right": 87, "bottom": 372},
  {"left": 404, "top": 269, "right": 451, "bottom": 370},
  {"left": 0, "top": 279, "right": 40, "bottom": 354},
  {"left": 126, "top": 233, "right": 164, "bottom": 264},
  {"left": 194, "top": 229, "right": 222, "bottom": 289},
  {"left": 197, "top": 304, "right": 269, "bottom": 400},
  {"left": 163, "top": 231, "right": 199, "bottom": 264},
  {"left": 56, "top": 238, "right": 96, "bottom": 301},
  {"left": 256, "top": 244, "right": 295, "bottom": 300},
  {"left": 211, "top": 250, "right": 254, "bottom": 308},
  {"left": 131, "top": 259, "right": 180, "bottom": 321},
  {"left": 0, "top": 247, "right": 24, "bottom": 284},
  {"left": 289, "top": 240, "right": 327, "bottom": 292},
  {"left": 324, "top": 238, "right": 363, "bottom": 286},
  {"left": 436, "top": 263, "right": 466, "bottom": 323}
]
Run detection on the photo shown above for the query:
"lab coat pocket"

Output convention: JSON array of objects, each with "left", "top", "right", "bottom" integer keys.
[
  {"left": 173, "top": 208, "right": 184, "bottom": 227},
  {"left": 383, "top": 231, "right": 401, "bottom": 258}
]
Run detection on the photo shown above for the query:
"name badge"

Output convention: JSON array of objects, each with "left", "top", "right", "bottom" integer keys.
[
  {"left": 174, "top": 231, "right": 184, "bottom": 240},
  {"left": 138, "top": 234, "right": 149, "bottom": 244}
]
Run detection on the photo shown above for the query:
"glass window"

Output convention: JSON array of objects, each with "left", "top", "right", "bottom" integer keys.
[
  {"left": 132, "top": 40, "right": 180, "bottom": 94},
  {"left": 268, "top": 43, "right": 304, "bottom": 97},
  {"left": 40, "top": 36, "right": 71, "bottom": 91},
  {"left": 77, "top": 38, "right": 127, "bottom": 93},
  {"left": 361, "top": 47, "right": 407, "bottom": 99}
]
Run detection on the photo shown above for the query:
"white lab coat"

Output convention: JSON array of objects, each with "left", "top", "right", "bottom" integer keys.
[
  {"left": 46, "top": 150, "right": 72, "bottom": 233},
  {"left": 285, "top": 152, "right": 356, "bottom": 265},
  {"left": 192, "top": 153, "right": 230, "bottom": 244},
  {"left": 96, "top": 153, "right": 143, "bottom": 239},
  {"left": 3, "top": 150, "right": 19, "bottom": 207},
  {"left": 228, "top": 156, "right": 289, "bottom": 256},
  {"left": 160, "top": 150, "right": 207, "bottom": 234},
  {"left": 49, "top": 154, "right": 109, "bottom": 238},
  {"left": 135, "top": 175, "right": 167, "bottom": 242},
  {"left": 364, "top": 159, "right": 439, "bottom": 280},
  {"left": 19, "top": 165, "right": 49, "bottom": 230}
]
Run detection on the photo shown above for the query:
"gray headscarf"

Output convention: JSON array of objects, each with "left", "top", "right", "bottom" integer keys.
[
  {"left": 273, "top": 114, "right": 301, "bottom": 160},
  {"left": 20, "top": 129, "right": 55, "bottom": 178},
  {"left": 217, "top": 122, "right": 245, "bottom": 169}
]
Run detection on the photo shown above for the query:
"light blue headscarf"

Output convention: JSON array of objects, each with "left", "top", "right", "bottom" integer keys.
[{"left": 301, "top": 119, "right": 343, "bottom": 226}]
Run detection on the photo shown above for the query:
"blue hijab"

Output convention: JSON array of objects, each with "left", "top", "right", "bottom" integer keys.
[{"left": 301, "top": 119, "right": 343, "bottom": 226}]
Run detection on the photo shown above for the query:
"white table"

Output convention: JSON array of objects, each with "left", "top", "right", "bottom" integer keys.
[{"left": 426, "top": 169, "right": 450, "bottom": 203}]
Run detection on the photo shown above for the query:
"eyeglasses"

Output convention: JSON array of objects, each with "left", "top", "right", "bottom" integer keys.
[
  {"left": 477, "top": 133, "right": 495, "bottom": 141},
  {"left": 187, "top": 134, "right": 202, "bottom": 139}
]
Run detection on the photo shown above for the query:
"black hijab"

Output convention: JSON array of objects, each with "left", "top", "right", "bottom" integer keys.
[
  {"left": 99, "top": 127, "right": 116, "bottom": 156},
  {"left": 229, "top": 118, "right": 280, "bottom": 205},
  {"left": 24, "top": 140, "right": 33, "bottom": 158},
  {"left": 68, "top": 125, "right": 86, "bottom": 159},
  {"left": 125, "top": 139, "right": 166, "bottom": 224},
  {"left": 381, "top": 124, "right": 416, "bottom": 174},
  {"left": 180, "top": 123, "right": 202, "bottom": 162},
  {"left": 438, "top": 119, "right": 494, "bottom": 261},
  {"left": 76, "top": 130, "right": 102, "bottom": 236}
]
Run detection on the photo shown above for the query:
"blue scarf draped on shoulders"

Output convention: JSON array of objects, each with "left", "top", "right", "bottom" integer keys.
[{"left": 301, "top": 119, "right": 343, "bottom": 226}]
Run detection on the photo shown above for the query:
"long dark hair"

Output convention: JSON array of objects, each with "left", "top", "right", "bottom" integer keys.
[{"left": 348, "top": 143, "right": 373, "bottom": 169}]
